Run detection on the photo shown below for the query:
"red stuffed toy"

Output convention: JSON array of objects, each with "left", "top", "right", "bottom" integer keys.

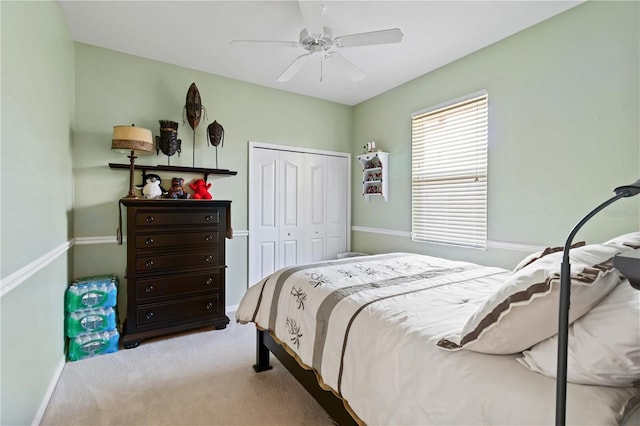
[{"left": 189, "top": 178, "right": 212, "bottom": 199}]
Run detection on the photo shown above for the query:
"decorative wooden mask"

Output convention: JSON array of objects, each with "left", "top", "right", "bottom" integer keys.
[
  {"left": 207, "top": 121, "right": 224, "bottom": 147},
  {"left": 155, "top": 120, "right": 181, "bottom": 157},
  {"left": 185, "top": 82, "right": 202, "bottom": 131}
]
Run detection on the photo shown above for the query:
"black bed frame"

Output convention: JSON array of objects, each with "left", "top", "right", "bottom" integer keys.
[{"left": 253, "top": 329, "right": 359, "bottom": 426}]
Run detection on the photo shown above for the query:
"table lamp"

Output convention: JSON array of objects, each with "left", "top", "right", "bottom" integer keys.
[{"left": 111, "top": 125, "right": 154, "bottom": 198}]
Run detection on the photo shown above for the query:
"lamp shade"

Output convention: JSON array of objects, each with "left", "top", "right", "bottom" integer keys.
[{"left": 111, "top": 125, "right": 154, "bottom": 153}]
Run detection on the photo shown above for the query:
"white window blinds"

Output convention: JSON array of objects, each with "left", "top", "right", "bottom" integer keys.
[{"left": 411, "top": 91, "right": 488, "bottom": 249}]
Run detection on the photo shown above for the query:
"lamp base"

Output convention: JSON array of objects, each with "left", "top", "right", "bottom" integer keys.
[{"left": 126, "top": 151, "right": 139, "bottom": 199}]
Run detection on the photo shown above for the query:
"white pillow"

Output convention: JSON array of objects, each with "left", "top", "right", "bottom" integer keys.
[
  {"left": 517, "top": 279, "right": 640, "bottom": 387},
  {"left": 512, "top": 241, "right": 585, "bottom": 273},
  {"left": 437, "top": 243, "right": 631, "bottom": 354},
  {"left": 604, "top": 231, "right": 640, "bottom": 249}
]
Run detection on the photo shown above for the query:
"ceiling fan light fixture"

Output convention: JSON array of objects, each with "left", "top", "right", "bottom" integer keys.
[
  {"left": 230, "top": 0, "right": 403, "bottom": 82},
  {"left": 299, "top": 27, "right": 333, "bottom": 52}
]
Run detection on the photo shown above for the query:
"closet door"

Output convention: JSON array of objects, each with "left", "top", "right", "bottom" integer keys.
[
  {"left": 248, "top": 149, "right": 279, "bottom": 286},
  {"left": 278, "top": 151, "right": 304, "bottom": 269},
  {"left": 325, "top": 155, "right": 348, "bottom": 259},
  {"left": 249, "top": 144, "right": 350, "bottom": 286},
  {"left": 304, "top": 153, "right": 327, "bottom": 263}
]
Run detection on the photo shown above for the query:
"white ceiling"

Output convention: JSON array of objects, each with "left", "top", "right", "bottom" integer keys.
[{"left": 58, "top": 0, "right": 582, "bottom": 106}]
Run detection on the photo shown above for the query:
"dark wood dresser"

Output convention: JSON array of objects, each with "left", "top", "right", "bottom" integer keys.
[{"left": 120, "top": 199, "right": 232, "bottom": 348}]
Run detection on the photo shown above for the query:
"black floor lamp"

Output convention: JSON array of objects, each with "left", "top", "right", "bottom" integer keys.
[{"left": 555, "top": 179, "right": 640, "bottom": 426}]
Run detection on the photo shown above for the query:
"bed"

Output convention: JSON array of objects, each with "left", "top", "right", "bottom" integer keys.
[{"left": 236, "top": 233, "right": 640, "bottom": 425}]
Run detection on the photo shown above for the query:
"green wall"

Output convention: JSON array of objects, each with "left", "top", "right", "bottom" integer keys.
[
  {"left": 72, "top": 43, "right": 353, "bottom": 307},
  {"left": 2, "top": 1, "right": 639, "bottom": 424},
  {"left": 0, "top": 1, "right": 75, "bottom": 424},
  {"left": 351, "top": 1, "right": 640, "bottom": 268}
]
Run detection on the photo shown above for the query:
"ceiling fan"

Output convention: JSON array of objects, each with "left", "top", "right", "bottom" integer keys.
[{"left": 230, "top": 1, "right": 403, "bottom": 82}]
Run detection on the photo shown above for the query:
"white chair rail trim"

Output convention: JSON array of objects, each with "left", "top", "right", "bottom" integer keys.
[
  {"left": 1, "top": 229, "right": 534, "bottom": 298},
  {"left": 0, "top": 241, "right": 72, "bottom": 297},
  {"left": 351, "top": 226, "right": 544, "bottom": 253}
]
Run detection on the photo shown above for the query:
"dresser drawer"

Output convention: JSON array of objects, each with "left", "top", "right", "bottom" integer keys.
[
  {"left": 136, "top": 230, "right": 220, "bottom": 249},
  {"left": 136, "top": 270, "right": 222, "bottom": 301},
  {"left": 136, "top": 209, "right": 221, "bottom": 227},
  {"left": 136, "top": 294, "right": 221, "bottom": 327},
  {"left": 121, "top": 199, "right": 231, "bottom": 347},
  {"left": 136, "top": 249, "right": 222, "bottom": 272}
]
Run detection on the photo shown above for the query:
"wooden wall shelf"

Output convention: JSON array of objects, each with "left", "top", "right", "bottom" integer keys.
[{"left": 108, "top": 163, "right": 237, "bottom": 180}]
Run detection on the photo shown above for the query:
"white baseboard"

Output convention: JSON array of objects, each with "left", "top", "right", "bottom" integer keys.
[
  {"left": 32, "top": 355, "right": 65, "bottom": 426},
  {"left": 225, "top": 304, "right": 239, "bottom": 313}
]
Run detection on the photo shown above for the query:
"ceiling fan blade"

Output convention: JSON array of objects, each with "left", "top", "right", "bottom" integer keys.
[
  {"left": 325, "top": 52, "right": 365, "bottom": 82},
  {"left": 334, "top": 28, "right": 404, "bottom": 48},
  {"left": 298, "top": 0, "right": 324, "bottom": 36},
  {"left": 230, "top": 40, "right": 299, "bottom": 48},
  {"left": 277, "top": 53, "right": 313, "bottom": 82}
]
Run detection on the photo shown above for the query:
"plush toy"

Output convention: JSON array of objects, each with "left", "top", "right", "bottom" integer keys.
[
  {"left": 189, "top": 178, "right": 212, "bottom": 200},
  {"left": 136, "top": 173, "right": 167, "bottom": 195},
  {"left": 142, "top": 176, "right": 163, "bottom": 199},
  {"left": 168, "top": 177, "right": 189, "bottom": 199}
]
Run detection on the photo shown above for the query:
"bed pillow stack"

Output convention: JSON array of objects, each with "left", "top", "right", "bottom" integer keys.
[
  {"left": 516, "top": 231, "right": 640, "bottom": 387},
  {"left": 437, "top": 237, "right": 636, "bottom": 355},
  {"left": 516, "top": 277, "right": 640, "bottom": 386}
]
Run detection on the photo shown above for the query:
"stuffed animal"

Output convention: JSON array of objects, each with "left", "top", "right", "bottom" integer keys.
[
  {"left": 189, "top": 178, "right": 212, "bottom": 200},
  {"left": 142, "top": 176, "right": 163, "bottom": 199},
  {"left": 136, "top": 173, "right": 167, "bottom": 194},
  {"left": 168, "top": 177, "right": 189, "bottom": 199}
]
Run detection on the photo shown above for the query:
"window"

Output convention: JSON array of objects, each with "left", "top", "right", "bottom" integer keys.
[{"left": 411, "top": 90, "right": 488, "bottom": 249}]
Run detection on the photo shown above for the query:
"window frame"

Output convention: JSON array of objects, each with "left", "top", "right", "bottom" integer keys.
[{"left": 410, "top": 90, "right": 489, "bottom": 249}]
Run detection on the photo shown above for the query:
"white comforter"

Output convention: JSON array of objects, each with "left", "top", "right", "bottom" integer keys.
[{"left": 236, "top": 253, "right": 639, "bottom": 425}]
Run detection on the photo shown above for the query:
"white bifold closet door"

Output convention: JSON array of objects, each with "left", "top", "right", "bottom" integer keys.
[{"left": 249, "top": 145, "right": 349, "bottom": 286}]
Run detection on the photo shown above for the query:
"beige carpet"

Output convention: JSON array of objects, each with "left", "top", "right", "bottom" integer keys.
[{"left": 41, "top": 315, "right": 335, "bottom": 425}]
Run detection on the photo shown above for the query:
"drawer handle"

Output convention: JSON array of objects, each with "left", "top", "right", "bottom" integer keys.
[
  {"left": 206, "top": 302, "right": 213, "bottom": 310},
  {"left": 145, "top": 285, "right": 155, "bottom": 293},
  {"left": 205, "top": 255, "right": 213, "bottom": 262},
  {"left": 145, "top": 216, "right": 155, "bottom": 223},
  {"left": 205, "top": 277, "right": 213, "bottom": 285},
  {"left": 145, "top": 260, "right": 155, "bottom": 268},
  {"left": 145, "top": 311, "right": 154, "bottom": 320},
  {"left": 205, "top": 215, "right": 213, "bottom": 221},
  {"left": 145, "top": 238, "right": 154, "bottom": 245},
  {"left": 205, "top": 235, "right": 213, "bottom": 241}
]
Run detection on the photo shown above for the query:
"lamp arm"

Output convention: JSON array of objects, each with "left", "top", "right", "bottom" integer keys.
[{"left": 555, "top": 191, "right": 626, "bottom": 426}]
